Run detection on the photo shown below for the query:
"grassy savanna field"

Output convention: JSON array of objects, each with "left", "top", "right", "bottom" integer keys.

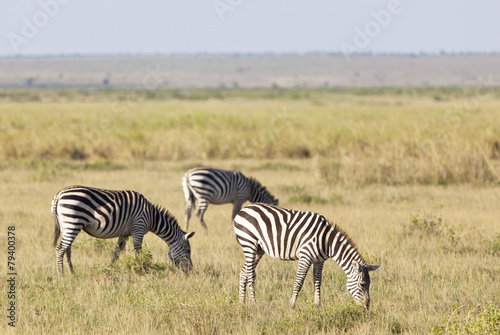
[{"left": 1, "top": 88, "right": 499, "bottom": 334}]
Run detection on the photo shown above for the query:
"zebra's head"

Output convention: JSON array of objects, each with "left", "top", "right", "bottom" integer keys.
[
  {"left": 346, "top": 260, "right": 380, "bottom": 309},
  {"left": 249, "top": 178, "right": 279, "bottom": 205},
  {"left": 168, "top": 231, "right": 195, "bottom": 273}
]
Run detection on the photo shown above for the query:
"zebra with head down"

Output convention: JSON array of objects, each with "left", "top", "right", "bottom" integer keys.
[
  {"left": 51, "top": 185, "right": 195, "bottom": 274},
  {"left": 233, "top": 203, "right": 380, "bottom": 309},
  {"left": 182, "top": 167, "right": 278, "bottom": 231}
]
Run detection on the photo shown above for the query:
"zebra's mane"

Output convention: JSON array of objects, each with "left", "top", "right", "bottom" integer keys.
[
  {"left": 248, "top": 177, "right": 276, "bottom": 199},
  {"left": 152, "top": 204, "right": 181, "bottom": 228},
  {"left": 329, "top": 220, "right": 368, "bottom": 266}
]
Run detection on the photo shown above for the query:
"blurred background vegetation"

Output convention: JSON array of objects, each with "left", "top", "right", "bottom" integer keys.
[{"left": 1, "top": 87, "right": 499, "bottom": 186}]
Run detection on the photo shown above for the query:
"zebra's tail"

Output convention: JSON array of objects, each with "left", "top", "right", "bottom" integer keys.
[
  {"left": 182, "top": 172, "right": 196, "bottom": 211},
  {"left": 51, "top": 195, "right": 61, "bottom": 248}
]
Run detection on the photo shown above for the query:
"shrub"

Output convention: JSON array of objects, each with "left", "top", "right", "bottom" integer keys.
[
  {"left": 110, "top": 246, "right": 167, "bottom": 275},
  {"left": 430, "top": 302, "right": 500, "bottom": 334},
  {"left": 488, "top": 233, "right": 500, "bottom": 255},
  {"left": 123, "top": 248, "right": 166, "bottom": 274},
  {"left": 402, "top": 211, "right": 444, "bottom": 236}
]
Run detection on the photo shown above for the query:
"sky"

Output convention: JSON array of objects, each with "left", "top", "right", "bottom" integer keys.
[{"left": 0, "top": 0, "right": 499, "bottom": 57}]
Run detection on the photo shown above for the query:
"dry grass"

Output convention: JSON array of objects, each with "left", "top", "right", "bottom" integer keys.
[
  {"left": 1, "top": 88, "right": 500, "bottom": 185},
  {"left": 0, "top": 88, "right": 499, "bottom": 334},
  {"left": 0, "top": 160, "right": 499, "bottom": 334}
]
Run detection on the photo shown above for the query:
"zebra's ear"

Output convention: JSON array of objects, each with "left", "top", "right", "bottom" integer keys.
[
  {"left": 367, "top": 265, "right": 380, "bottom": 271},
  {"left": 185, "top": 232, "right": 195, "bottom": 240}
]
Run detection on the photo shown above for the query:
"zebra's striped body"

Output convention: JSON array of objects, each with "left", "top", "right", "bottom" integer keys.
[
  {"left": 233, "top": 203, "right": 379, "bottom": 309},
  {"left": 182, "top": 167, "right": 278, "bottom": 231},
  {"left": 51, "top": 185, "right": 195, "bottom": 274}
]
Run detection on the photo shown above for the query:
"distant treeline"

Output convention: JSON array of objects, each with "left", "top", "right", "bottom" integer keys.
[{"left": 1, "top": 86, "right": 500, "bottom": 103}]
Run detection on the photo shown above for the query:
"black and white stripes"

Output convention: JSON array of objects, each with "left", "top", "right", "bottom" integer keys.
[
  {"left": 233, "top": 203, "right": 379, "bottom": 309},
  {"left": 49, "top": 169, "right": 380, "bottom": 309},
  {"left": 182, "top": 167, "right": 278, "bottom": 231},
  {"left": 51, "top": 185, "right": 195, "bottom": 274}
]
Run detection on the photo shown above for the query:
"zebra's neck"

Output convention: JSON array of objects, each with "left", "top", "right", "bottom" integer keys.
[
  {"left": 247, "top": 177, "right": 272, "bottom": 203},
  {"left": 327, "top": 224, "right": 367, "bottom": 275},
  {"left": 148, "top": 203, "right": 184, "bottom": 246}
]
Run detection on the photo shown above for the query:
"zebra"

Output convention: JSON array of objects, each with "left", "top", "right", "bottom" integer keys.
[
  {"left": 51, "top": 185, "right": 195, "bottom": 274},
  {"left": 182, "top": 167, "right": 278, "bottom": 231},
  {"left": 233, "top": 203, "right": 380, "bottom": 309}
]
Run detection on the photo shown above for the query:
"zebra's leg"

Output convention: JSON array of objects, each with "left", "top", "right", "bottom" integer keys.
[
  {"left": 65, "top": 246, "right": 75, "bottom": 274},
  {"left": 195, "top": 199, "right": 209, "bottom": 231},
  {"left": 56, "top": 245, "right": 66, "bottom": 274},
  {"left": 247, "top": 247, "right": 265, "bottom": 303},
  {"left": 131, "top": 232, "right": 145, "bottom": 256},
  {"left": 238, "top": 264, "right": 248, "bottom": 304},
  {"left": 183, "top": 188, "right": 195, "bottom": 232},
  {"left": 239, "top": 247, "right": 264, "bottom": 304},
  {"left": 112, "top": 236, "right": 129, "bottom": 262},
  {"left": 231, "top": 199, "right": 245, "bottom": 222},
  {"left": 312, "top": 262, "right": 324, "bottom": 307},
  {"left": 184, "top": 201, "right": 193, "bottom": 231},
  {"left": 55, "top": 227, "right": 81, "bottom": 275},
  {"left": 290, "top": 256, "right": 313, "bottom": 308}
]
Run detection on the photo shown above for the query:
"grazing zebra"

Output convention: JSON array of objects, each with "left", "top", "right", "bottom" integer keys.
[
  {"left": 51, "top": 185, "right": 195, "bottom": 274},
  {"left": 233, "top": 203, "right": 380, "bottom": 309},
  {"left": 182, "top": 167, "right": 278, "bottom": 231}
]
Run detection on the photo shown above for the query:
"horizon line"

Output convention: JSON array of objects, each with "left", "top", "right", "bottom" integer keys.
[{"left": 1, "top": 50, "right": 500, "bottom": 60}]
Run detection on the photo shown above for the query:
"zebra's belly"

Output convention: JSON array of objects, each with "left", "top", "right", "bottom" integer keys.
[
  {"left": 209, "top": 199, "right": 227, "bottom": 205},
  {"left": 268, "top": 252, "right": 299, "bottom": 261},
  {"left": 259, "top": 242, "right": 300, "bottom": 261},
  {"left": 260, "top": 241, "right": 325, "bottom": 262},
  {"left": 207, "top": 189, "right": 239, "bottom": 204},
  {"left": 209, "top": 196, "right": 237, "bottom": 205},
  {"left": 83, "top": 218, "right": 131, "bottom": 239}
]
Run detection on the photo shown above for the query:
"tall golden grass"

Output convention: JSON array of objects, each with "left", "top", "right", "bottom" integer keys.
[{"left": 1, "top": 88, "right": 499, "bottom": 185}]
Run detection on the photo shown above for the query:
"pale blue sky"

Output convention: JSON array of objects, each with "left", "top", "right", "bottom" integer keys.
[{"left": 0, "top": 0, "right": 498, "bottom": 56}]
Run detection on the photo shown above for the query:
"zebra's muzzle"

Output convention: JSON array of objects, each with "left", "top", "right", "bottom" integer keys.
[
  {"left": 179, "top": 258, "right": 193, "bottom": 273},
  {"left": 168, "top": 251, "right": 192, "bottom": 271}
]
